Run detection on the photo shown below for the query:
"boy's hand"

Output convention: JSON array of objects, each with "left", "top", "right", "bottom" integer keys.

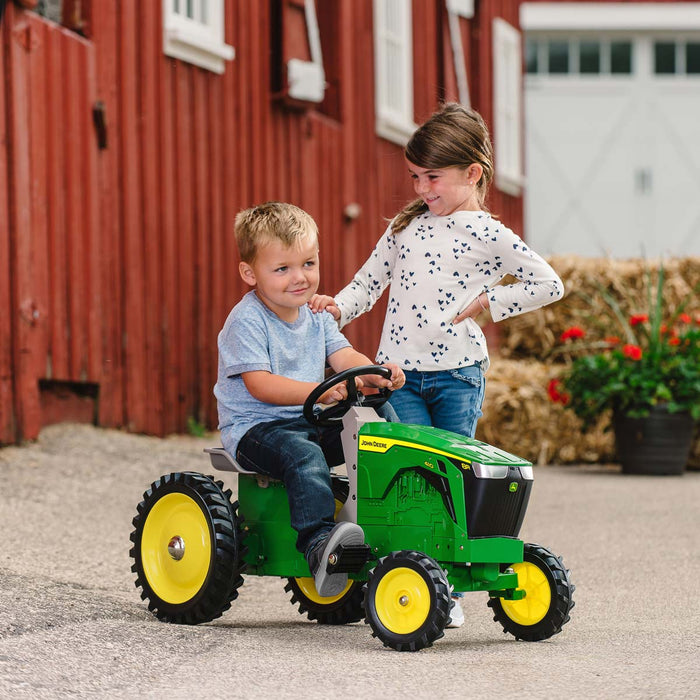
[
  {"left": 317, "top": 378, "right": 364, "bottom": 405},
  {"left": 309, "top": 294, "right": 341, "bottom": 321},
  {"left": 361, "top": 363, "right": 405, "bottom": 391}
]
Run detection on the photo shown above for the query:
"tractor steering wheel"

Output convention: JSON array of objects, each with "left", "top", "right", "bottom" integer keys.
[{"left": 303, "top": 365, "right": 393, "bottom": 427}]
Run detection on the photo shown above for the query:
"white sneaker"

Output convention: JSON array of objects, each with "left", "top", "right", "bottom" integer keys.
[{"left": 446, "top": 597, "right": 464, "bottom": 628}]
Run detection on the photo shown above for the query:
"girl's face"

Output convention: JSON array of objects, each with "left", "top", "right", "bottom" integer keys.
[{"left": 406, "top": 159, "right": 482, "bottom": 216}]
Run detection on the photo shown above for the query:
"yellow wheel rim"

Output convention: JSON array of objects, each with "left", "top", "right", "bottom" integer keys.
[
  {"left": 501, "top": 561, "right": 551, "bottom": 626},
  {"left": 141, "top": 492, "right": 212, "bottom": 604},
  {"left": 290, "top": 497, "right": 353, "bottom": 604},
  {"left": 294, "top": 576, "right": 353, "bottom": 604},
  {"left": 375, "top": 567, "right": 431, "bottom": 635}
]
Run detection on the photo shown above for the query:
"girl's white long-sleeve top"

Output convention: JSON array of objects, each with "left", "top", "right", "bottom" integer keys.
[{"left": 334, "top": 210, "right": 564, "bottom": 372}]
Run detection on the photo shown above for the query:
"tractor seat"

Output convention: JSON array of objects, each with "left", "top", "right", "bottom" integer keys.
[{"left": 204, "top": 447, "right": 259, "bottom": 474}]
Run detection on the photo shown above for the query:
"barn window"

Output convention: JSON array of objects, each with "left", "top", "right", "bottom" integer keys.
[
  {"left": 525, "top": 37, "right": 633, "bottom": 76},
  {"left": 163, "top": 0, "right": 235, "bottom": 74},
  {"left": 610, "top": 40, "right": 632, "bottom": 74},
  {"left": 373, "top": 0, "right": 416, "bottom": 145},
  {"left": 688, "top": 42, "right": 700, "bottom": 73},
  {"left": 653, "top": 39, "right": 700, "bottom": 75},
  {"left": 31, "top": 0, "right": 89, "bottom": 35},
  {"left": 579, "top": 41, "right": 601, "bottom": 74},
  {"left": 547, "top": 40, "right": 569, "bottom": 73},
  {"left": 493, "top": 18, "right": 523, "bottom": 196}
]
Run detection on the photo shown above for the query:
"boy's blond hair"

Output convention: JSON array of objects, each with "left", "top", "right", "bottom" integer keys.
[{"left": 235, "top": 202, "right": 318, "bottom": 263}]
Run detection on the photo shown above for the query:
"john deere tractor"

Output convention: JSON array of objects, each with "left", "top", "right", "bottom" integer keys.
[{"left": 130, "top": 366, "right": 574, "bottom": 651}]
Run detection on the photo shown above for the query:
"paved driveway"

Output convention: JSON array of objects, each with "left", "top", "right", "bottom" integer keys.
[{"left": 1, "top": 424, "right": 698, "bottom": 699}]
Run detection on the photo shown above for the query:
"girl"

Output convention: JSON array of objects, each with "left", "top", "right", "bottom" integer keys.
[{"left": 310, "top": 103, "right": 564, "bottom": 626}]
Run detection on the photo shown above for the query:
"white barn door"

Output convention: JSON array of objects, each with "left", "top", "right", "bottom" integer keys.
[{"left": 522, "top": 4, "right": 700, "bottom": 258}]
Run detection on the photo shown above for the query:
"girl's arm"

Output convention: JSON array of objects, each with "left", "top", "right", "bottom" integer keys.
[
  {"left": 332, "top": 227, "right": 398, "bottom": 328},
  {"left": 484, "top": 228, "right": 564, "bottom": 322}
]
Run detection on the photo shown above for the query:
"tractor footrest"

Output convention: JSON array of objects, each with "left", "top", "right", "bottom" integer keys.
[{"left": 326, "top": 544, "right": 372, "bottom": 574}]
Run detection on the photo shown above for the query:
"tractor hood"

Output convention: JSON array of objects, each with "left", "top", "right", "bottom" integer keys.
[{"left": 358, "top": 421, "right": 532, "bottom": 468}]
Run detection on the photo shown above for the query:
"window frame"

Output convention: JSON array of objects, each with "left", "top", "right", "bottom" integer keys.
[
  {"left": 492, "top": 18, "right": 524, "bottom": 196},
  {"left": 373, "top": 0, "right": 417, "bottom": 146},
  {"left": 163, "top": 0, "right": 235, "bottom": 74}
]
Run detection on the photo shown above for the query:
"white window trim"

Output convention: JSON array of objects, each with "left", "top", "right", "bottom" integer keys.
[
  {"left": 163, "top": 0, "right": 235, "bottom": 75},
  {"left": 493, "top": 18, "right": 524, "bottom": 196},
  {"left": 446, "top": 0, "right": 474, "bottom": 18},
  {"left": 446, "top": 0, "right": 471, "bottom": 106},
  {"left": 521, "top": 2, "right": 700, "bottom": 32},
  {"left": 286, "top": 0, "right": 326, "bottom": 103},
  {"left": 374, "top": 0, "right": 417, "bottom": 145}
]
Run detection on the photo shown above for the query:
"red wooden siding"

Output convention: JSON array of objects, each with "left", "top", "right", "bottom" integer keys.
[{"left": 0, "top": 0, "right": 524, "bottom": 444}]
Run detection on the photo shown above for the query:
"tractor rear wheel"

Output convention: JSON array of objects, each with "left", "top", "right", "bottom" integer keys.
[
  {"left": 285, "top": 475, "right": 365, "bottom": 625},
  {"left": 488, "top": 542, "right": 575, "bottom": 641},
  {"left": 364, "top": 550, "right": 451, "bottom": 652},
  {"left": 130, "top": 472, "right": 246, "bottom": 624}
]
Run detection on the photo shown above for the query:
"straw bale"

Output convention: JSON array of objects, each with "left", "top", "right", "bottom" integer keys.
[
  {"left": 496, "top": 256, "right": 700, "bottom": 360},
  {"left": 478, "top": 357, "right": 700, "bottom": 469}
]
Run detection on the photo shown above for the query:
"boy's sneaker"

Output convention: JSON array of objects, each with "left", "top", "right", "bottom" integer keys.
[
  {"left": 306, "top": 521, "right": 364, "bottom": 597},
  {"left": 446, "top": 597, "right": 464, "bottom": 628}
]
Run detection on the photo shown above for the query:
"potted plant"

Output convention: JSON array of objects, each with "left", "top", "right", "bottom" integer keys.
[{"left": 548, "top": 266, "right": 700, "bottom": 475}]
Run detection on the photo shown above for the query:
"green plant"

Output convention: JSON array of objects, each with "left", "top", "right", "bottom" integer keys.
[
  {"left": 186, "top": 416, "right": 207, "bottom": 437},
  {"left": 548, "top": 266, "right": 700, "bottom": 425}
]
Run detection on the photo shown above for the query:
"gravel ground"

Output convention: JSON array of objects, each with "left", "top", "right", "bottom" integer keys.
[{"left": 1, "top": 423, "right": 699, "bottom": 699}]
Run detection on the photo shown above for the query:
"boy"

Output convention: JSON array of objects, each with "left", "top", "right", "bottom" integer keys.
[{"left": 214, "top": 202, "right": 405, "bottom": 597}]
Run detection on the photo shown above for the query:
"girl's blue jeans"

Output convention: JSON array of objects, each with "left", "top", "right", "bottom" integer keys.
[
  {"left": 388, "top": 364, "right": 485, "bottom": 439},
  {"left": 235, "top": 403, "right": 398, "bottom": 557}
]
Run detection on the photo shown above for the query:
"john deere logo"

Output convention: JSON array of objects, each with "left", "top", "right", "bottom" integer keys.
[{"left": 509, "top": 482, "right": 518, "bottom": 493}]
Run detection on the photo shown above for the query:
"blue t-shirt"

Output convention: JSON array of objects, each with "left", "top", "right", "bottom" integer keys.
[{"left": 214, "top": 291, "right": 351, "bottom": 454}]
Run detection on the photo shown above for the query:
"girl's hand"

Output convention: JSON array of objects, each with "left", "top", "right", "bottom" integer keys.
[
  {"left": 361, "top": 363, "right": 406, "bottom": 391},
  {"left": 453, "top": 293, "right": 489, "bottom": 325},
  {"left": 308, "top": 294, "right": 341, "bottom": 320}
]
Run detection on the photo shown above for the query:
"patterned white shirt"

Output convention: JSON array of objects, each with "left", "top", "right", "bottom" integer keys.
[{"left": 335, "top": 210, "right": 564, "bottom": 371}]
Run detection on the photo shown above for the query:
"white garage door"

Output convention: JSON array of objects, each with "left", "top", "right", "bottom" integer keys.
[{"left": 522, "top": 7, "right": 700, "bottom": 258}]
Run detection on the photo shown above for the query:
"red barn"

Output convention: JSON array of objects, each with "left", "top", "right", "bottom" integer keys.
[{"left": 0, "top": 0, "right": 526, "bottom": 444}]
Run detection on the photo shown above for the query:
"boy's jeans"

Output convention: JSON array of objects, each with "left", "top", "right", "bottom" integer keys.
[
  {"left": 235, "top": 403, "right": 398, "bottom": 557},
  {"left": 388, "top": 364, "right": 485, "bottom": 439}
]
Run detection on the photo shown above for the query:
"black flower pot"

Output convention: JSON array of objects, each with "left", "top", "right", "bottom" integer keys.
[{"left": 613, "top": 406, "right": 695, "bottom": 475}]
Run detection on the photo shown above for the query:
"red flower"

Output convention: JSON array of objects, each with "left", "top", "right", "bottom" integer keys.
[
  {"left": 629, "top": 314, "right": 648, "bottom": 326},
  {"left": 678, "top": 313, "right": 691, "bottom": 324},
  {"left": 622, "top": 344, "right": 643, "bottom": 361},
  {"left": 560, "top": 326, "right": 585, "bottom": 342},
  {"left": 547, "top": 378, "right": 570, "bottom": 405},
  {"left": 669, "top": 337, "right": 681, "bottom": 346},
  {"left": 604, "top": 336, "right": 620, "bottom": 345}
]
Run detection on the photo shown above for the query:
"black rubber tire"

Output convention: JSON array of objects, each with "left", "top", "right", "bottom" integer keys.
[
  {"left": 488, "top": 542, "right": 575, "bottom": 641},
  {"left": 130, "top": 472, "right": 247, "bottom": 624},
  {"left": 364, "top": 550, "right": 451, "bottom": 652},
  {"left": 285, "top": 475, "right": 365, "bottom": 625},
  {"left": 285, "top": 578, "right": 366, "bottom": 625}
]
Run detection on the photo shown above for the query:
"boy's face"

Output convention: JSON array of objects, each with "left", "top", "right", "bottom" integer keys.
[{"left": 239, "top": 236, "right": 320, "bottom": 322}]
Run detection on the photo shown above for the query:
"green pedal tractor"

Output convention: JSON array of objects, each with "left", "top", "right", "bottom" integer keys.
[{"left": 130, "top": 366, "right": 574, "bottom": 651}]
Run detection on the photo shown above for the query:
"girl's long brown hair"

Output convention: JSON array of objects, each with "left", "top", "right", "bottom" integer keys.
[{"left": 392, "top": 103, "right": 494, "bottom": 234}]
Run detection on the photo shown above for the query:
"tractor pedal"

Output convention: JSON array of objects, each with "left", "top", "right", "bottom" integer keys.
[{"left": 326, "top": 544, "right": 372, "bottom": 574}]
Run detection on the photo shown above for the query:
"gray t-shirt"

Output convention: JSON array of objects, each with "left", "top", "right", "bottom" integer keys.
[{"left": 214, "top": 291, "right": 351, "bottom": 454}]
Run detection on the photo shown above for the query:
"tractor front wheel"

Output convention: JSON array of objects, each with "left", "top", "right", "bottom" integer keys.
[
  {"left": 130, "top": 472, "right": 246, "bottom": 624},
  {"left": 488, "top": 542, "right": 575, "bottom": 641},
  {"left": 364, "top": 550, "right": 451, "bottom": 652}
]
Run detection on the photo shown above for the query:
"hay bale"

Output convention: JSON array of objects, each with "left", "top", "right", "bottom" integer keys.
[{"left": 497, "top": 256, "right": 700, "bottom": 360}]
